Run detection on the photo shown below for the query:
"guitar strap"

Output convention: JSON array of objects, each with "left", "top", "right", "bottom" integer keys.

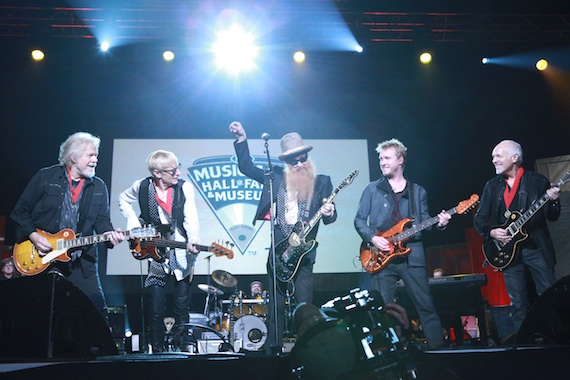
[
  {"left": 517, "top": 172, "right": 528, "bottom": 212},
  {"left": 76, "top": 180, "right": 93, "bottom": 238},
  {"left": 407, "top": 182, "right": 416, "bottom": 222}
]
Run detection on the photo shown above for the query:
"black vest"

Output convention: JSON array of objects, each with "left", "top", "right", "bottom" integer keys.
[{"left": 137, "top": 177, "right": 188, "bottom": 240}]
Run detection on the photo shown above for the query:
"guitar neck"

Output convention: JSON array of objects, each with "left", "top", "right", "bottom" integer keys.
[
  {"left": 392, "top": 206, "right": 458, "bottom": 244},
  {"left": 62, "top": 229, "right": 139, "bottom": 251},
  {"left": 302, "top": 187, "right": 340, "bottom": 237},
  {"left": 509, "top": 193, "right": 553, "bottom": 232},
  {"left": 142, "top": 238, "right": 212, "bottom": 253}
]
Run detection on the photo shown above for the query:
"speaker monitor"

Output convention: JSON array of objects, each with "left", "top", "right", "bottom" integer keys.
[
  {"left": 0, "top": 272, "right": 118, "bottom": 358},
  {"left": 516, "top": 275, "right": 570, "bottom": 345}
]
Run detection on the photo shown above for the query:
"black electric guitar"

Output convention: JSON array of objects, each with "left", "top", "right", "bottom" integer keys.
[
  {"left": 273, "top": 169, "right": 359, "bottom": 282},
  {"left": 130, "top": 236, "right": 234, "bottom": 262},
  {"left": 482, "top": 171, "right": 569, "bottom": 270},
  {"left": 13, "top": 226, "right": 157, "bottom": 276}
]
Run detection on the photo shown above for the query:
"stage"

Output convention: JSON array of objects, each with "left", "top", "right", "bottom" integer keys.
[{"left": 2, "top": 344, "right": 570, "bottom": 379}]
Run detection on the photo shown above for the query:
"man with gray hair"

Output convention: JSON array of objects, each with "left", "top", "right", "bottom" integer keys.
[
  {"left": 473, "top": 139, "right": 561, "bottom": 334},
  {"left": 11, "top": 132, "right": 125, "bottom": 320}
]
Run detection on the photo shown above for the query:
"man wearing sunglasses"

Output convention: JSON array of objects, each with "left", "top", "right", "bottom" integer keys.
[
  {"left": 119, "top": 150, "right": 200, "bottom": 353},
  {"left": 229, "top": 121, "right": 337, "bottom": 355}
]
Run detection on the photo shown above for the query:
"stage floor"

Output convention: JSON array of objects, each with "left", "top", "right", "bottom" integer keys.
[{"left": 2, "top": 344, "right": 570, "bottom": 380}]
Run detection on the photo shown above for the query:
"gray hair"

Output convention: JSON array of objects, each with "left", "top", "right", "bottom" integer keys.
[
  {"left": 59, "top": 132, "right": 100, "bottom": 166},
  {"left": 498, "top": 140, "right": 523, "bottom": 164}
]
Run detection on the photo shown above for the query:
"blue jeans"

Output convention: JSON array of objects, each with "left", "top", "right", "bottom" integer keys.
[{"left": 503, "top": 248, "right": 555, "bottom": 332}]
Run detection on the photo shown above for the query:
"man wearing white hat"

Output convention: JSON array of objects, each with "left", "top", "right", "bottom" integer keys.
[{"left": 229, "top": 121, "right": 337, "bottom": 355}]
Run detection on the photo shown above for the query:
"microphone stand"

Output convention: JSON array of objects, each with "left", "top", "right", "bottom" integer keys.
[{"left": 263, "top": 138, "right": 281, "bottom": 355}]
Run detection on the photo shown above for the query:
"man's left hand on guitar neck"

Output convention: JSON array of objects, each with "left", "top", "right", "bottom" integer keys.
[
  {"left": 105, "top": 229, "right": 126, "bottom": 246},
  {"left": 320, "top": 199, "right": 335, "bottom": 217}
]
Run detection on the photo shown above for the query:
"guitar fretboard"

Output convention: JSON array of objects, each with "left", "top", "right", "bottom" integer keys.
[
  {"left": 59, "top": 230, "right": 136, "bottom": 251},
  {"left": 507, "top": 174, "right": 568, "bottom": 236},
  {"left": 391, "top": 207, "right": 458, "bottom": 244}
]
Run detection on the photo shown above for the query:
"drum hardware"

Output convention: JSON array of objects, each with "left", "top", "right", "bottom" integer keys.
[{"left": 283, "top": 288, "right": 295, "bottom": 338}]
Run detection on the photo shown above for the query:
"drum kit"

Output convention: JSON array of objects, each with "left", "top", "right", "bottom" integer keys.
[{"left": 193, "top": 270, "right": 269, "bottom": 352}]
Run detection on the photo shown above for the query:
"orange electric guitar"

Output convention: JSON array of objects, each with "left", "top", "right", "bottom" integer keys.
[
  {"left": 13, "top": 226, "right": 157, "bottom": 276},
  {"left": 359, "top": 194, "right": 479, "bottom": 274},
  {"left": 130, "top": 237, "right": 234, "bottom": 262}
]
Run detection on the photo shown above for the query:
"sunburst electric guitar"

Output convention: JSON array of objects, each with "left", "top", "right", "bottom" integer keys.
[
  {"left": 360, "top": 194, "right": 480, "bottom": 274},
  {"left": 482, "top": 171, "right": 570, "bottom": 270},
  {"left": 13, "top": 226, "right": 157, "bottom": 276},
  {"left": 130, "top": 236, "right": 234, "bottom": 262},
  {"left": 273, "top": 169, "right": 359, "bottom": 282}
]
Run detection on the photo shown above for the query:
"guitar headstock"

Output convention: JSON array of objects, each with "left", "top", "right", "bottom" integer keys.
[
  {"left": 209, "top": 242, "right": 234, "bottom": 259},
  {"left": 339, "top": 169, "right": 359, "bottom": 189},
  {"left": 456, "top": 194, "right": 480, "bottom": 214},
  {"left": 556, "top": 171, "right": 570, "bottom": 188},
  {"left": 130, "top": 226, "right": 158, "bottom": 239}
]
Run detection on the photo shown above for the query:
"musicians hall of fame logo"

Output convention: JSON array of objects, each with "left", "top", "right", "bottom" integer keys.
[{"left": 186, "top": 155, "right": 282, "bottom": 255}]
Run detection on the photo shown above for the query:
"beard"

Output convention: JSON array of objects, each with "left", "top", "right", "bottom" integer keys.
[{"left": 285, "top": 159, "right": 316, "bottom": 202}]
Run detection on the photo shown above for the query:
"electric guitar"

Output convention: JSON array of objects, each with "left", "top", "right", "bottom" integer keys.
[
  {"left": 130, "top": 237, "right": 234, "bottom": 262},
  {"left": 360, "top": 194, "right": 479, "bottom": 274},
  {"left": 13, "top": 226, "right": 157, "bottom": 276},
  {"left": 482, "top": 171, "right": 570, "bottom": 270},
  {"left": 273, "top": 169, "right": 359, "bottom": 282}
]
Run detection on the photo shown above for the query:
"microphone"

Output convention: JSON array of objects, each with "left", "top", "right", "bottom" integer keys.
[{"left": 261, "top": 132, "right": 270, "bottom": 141}]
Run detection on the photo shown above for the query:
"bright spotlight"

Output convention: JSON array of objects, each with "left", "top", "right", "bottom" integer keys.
[
  {"left": 100, "top": 41, "right": 110, "bottom": 52},
  {"left": 125, "top": 330, "right": 133, "bottom": 338},
  {"left": 419, "top": 52, "right": 432, "bottom": 64},
  {"left": 212, "top": 24, "right": 259, "bottom": 76},
  {"left": 293, "top": 51, "right": 306, "bottom": 63},
  {"left": 355, "top": 45, "right": 363, "bottom": 53},
  {"left": 482, "top": 57, "right": 489, "bottom": 64},
  {"left": 31, "top": 49, "right": 45, "bottom": 61},
  {"left": 163, "top": 50, "right": 175, "bottom": 62},
  {"left": 536, "top": 59, "right": 548, "bottom": 71}
]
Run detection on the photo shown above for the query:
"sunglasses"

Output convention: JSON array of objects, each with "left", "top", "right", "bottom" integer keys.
[
  {"left": 162, "top": 163, "right": 181, "bottom": 176},
  {"left": 286, "top": 154, "right": 308, "bottom": 166}
]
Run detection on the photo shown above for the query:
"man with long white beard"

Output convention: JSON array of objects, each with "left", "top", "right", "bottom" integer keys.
[{"left": 229, "top": 121, "right": 337, "bottom": 355}]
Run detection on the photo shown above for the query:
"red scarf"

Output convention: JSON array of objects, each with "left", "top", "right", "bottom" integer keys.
[
  {"left": 503, "top": 167, "right": 524, "bottom": 209},
  {"left": 66, "top": 167, "right": 85, "bottom": 204},
  {"left": 155, "top": 186, "right": 173, "bottom": 216}
]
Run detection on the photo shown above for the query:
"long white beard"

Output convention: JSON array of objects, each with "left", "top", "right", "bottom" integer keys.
[{"left": 285, "top": 159, "right": 316, "bottom": 202}]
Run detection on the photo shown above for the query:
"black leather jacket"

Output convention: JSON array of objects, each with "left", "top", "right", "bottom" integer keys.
[{"left": 473, "top": 170, "right": 561, "bottom": 268}]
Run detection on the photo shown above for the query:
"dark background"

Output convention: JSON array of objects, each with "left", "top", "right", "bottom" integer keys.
[{"left": 1, "top": 1, "right": 569, "bottom": 337}]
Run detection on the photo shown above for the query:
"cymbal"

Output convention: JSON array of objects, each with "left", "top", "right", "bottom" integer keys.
[
  {"left": 211, "top": 269, "right": 237, "bottom": 288},
  {"left": 197, "top": 283, "right": 223, "bottom": 296}
]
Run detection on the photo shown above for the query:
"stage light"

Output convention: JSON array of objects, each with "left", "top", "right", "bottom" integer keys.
[
  {"left": 420, "top": 52, "right": 432, "bottom": 64},
  {"left": 163, "top": 50, "right": 175, "bottom": 62},
  {"left": 211, "top": 24, "right": 259, "bottom": 76},
  {"left": 536, "top": 59, "right": 548, "bottom": 71},
  {"left": 293, "top": 51, "right": 306, "bottom": 63},
  {"left": 31, "top": 49, "right": 45, "bottom": 61},
  {"left": 124, "top": 329, "right": 132, "bottom": 338},
  {"left": 100, "top": 41, "right": 110, "bottom": 52},
  {"left": 482, "top": 57, "right": 489, "bottom": 64},
  {"left": 355, "top": 45, "right": 364, "bottom": 53}
]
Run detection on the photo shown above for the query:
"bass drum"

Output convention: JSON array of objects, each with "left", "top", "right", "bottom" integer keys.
[{"left": 232, "top": 315, "right": 267, "bottom": 351}]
